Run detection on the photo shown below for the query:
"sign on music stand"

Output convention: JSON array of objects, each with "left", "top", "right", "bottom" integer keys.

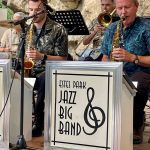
[
  {"left": 45, "top": 61, "right": 136, "bottom": 150},
  {"left": 49, "top": 10, "right": 89, "bottom": 35}
]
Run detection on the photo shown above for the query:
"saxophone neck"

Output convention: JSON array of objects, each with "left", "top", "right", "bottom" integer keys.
[
  {"left": 110, "top": 20, "right": 121, "bottom": 61},
  {"left": 27, "top": 23, "right": 34, "bottom": 50}
]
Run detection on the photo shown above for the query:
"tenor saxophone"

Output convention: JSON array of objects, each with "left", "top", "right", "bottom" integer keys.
[{"left": 110, "top": 21, "right": 121, "bottom": 61}]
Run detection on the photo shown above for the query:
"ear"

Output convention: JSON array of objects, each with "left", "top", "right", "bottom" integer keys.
[{"left": 135, "top": 1, "right": 139, "bottom": 8}]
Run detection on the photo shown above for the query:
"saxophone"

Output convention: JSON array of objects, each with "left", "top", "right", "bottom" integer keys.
[
  {"left": 110, "top": 20, "right": 122, "bottom": 61},
  {"left": 24, "top": 23, "right": 34, "bottom": 76}
]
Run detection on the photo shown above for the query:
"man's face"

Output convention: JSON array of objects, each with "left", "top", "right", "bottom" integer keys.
[
  {"left": 28, "top": 0, "right": 46, "bottom": 23},
  {"left": 13, "top": 15, "right": 23, "bottom": 22},
  {"left": 115, "top": 0, "right": 138, "bottom": 27},
  {"left": 101, "top": 0, "right": 115, "bottom": 13},
  {"left": 13, "top": 15, "right": 23, "bottom": 30}
]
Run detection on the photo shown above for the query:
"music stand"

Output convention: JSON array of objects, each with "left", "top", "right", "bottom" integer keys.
[{"left": 49, "top": 10, "right": 89, "bottom": 35}]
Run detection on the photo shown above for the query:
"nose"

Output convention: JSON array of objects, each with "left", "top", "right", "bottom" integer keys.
[
  {"left": 121, "top": 7, "right": 126, "bottom": 14},
  {"left": 120, "top": 7, "right": 126, "bottom": 18},
  {"left": 33, "top": 10, "right": 37, "bottom": 15},
  {"left": 102, "top": 5, "right": 107, "bottom": 12}
]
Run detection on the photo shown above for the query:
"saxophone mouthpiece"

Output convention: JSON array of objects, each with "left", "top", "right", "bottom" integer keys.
[{"left": 121, "top": 16, "right": 127, "bottom": 21}]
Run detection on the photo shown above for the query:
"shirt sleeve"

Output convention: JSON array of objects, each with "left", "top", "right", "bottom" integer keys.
[
  {"left": 100, "top": 22, "right": 118, "bottom": 56},
  {"left": 100, "top": 27, "right": 112, "bottom": 56},
  {"left": 144, "top": 29, "right": 150, "bottom": 53},
  {"left": 54, "top": 25, "right": 68, "bottom": 57}
]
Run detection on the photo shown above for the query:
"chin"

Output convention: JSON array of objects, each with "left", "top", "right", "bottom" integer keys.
[{"left": 33, "top": 19, "right": 40, "bottom": 23}]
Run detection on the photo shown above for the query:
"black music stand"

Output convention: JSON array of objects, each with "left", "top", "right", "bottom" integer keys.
[{"left": 49, "top": 10, "right": 89, "bottom": 35}]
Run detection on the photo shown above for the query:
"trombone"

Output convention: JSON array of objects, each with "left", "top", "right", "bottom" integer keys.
[{"left": 97, "top": 8, "right": 116, "bottom": 28}]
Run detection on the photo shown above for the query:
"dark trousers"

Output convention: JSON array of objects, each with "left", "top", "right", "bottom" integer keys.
[
  {"left": 130, "top": 72, "right": 150, "bottom": 130},
  {"left": 33, "top": 72, "right": 45, "bottom": 128}
]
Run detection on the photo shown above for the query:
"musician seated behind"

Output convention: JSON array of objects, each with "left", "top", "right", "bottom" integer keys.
[
  {"left": 0, "top": 12, "right": 25, "bottom": 58},
  {"left": 78, "top": 0, "right": 115, "bottom": 61},
  {"left": 100, "top": 0, "right": 150, "bottom": 144}
]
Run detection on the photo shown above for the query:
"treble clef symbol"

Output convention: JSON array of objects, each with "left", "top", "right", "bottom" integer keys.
[{"left": 83, "top": 87, "right": 105, "bottom": 135}]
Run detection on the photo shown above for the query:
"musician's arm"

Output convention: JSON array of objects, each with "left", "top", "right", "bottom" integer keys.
[
  {"left": 136, "top": 55, "right": 150, "bottom": 67},
  {"left": 83, "top": 30, "right": 98, "bottom": 45}
]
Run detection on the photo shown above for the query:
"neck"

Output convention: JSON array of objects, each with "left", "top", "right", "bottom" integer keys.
[
  {"left": 123, "top": 17, "right": 136, "bottom": 29},
  {"left": 123, "top": 22, "right": 132, "bottom": 29}
]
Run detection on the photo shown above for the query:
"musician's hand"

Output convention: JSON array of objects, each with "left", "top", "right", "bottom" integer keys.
[
  {"left": 112, "top": 48, "right": 135, "bottom": 62},
  {"left": 26, "top": 48, "right": 43, "bottom": 60},
  {"left": 93, "top": 24, "right": 104, "bottom": 33},
  {"left": 83, "top": 23, "right": 104, "bottom": 45}
]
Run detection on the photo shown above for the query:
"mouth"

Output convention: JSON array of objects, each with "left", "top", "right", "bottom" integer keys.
[{"left": 121, "top": 16, "right": 127, "bottom": 21}]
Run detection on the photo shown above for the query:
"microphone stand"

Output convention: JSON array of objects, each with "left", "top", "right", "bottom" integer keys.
[{"left": 16, "top": 21, "right": 26, "bottom": 149}]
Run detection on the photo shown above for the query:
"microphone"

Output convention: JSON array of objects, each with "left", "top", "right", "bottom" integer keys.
[
  {"left": 13, "top": 10, "right": 46, "bottom": 25},
  {"left": 43, "top": 3, "right": 56, "bottom": 15},
  {"left": 12, "top": 4, "right": 55, "bottom": 26}
]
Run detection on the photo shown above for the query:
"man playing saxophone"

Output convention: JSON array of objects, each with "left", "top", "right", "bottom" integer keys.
[
  {"left": 26, "top": 0, "right": 68, "bottom": 137},
  {"left": 100, "top": 0, "right": 150, "bottom": 144},
  {"left": 77, "top": 0, "right": 115, "bottom": 61}
]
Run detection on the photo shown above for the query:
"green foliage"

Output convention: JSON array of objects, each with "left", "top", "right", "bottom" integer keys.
[
  {"left": 0, "top": 0, "right": 3, "bottom": 8},
  {"left": 0, "top": 0, "right": 4, "bottom": 8},
  {"left": 0, "top": 0, "right": 14, "bottom": 20},
  {"left": 7, "top": 8, "right": 14, "bottom": 20}
]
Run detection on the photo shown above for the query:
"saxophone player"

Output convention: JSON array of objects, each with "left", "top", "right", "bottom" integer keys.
[
  {"left": 101, "top": 0, "right": 150, "bottom": 144},
  {"left": 26, "top": 0, "right": 68, "bottom": 137}
]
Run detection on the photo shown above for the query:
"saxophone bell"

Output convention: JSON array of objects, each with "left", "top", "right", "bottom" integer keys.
[{"left": 24, "top": 56, "right": 34, "bottom": 70}]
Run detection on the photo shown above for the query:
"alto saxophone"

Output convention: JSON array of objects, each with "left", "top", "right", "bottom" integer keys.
[
  {"left": 110, "top": 20, "right": 121, "bottom": 61},
  {"left": 24, "top": 23, "right": 34, "bottom": 75}
]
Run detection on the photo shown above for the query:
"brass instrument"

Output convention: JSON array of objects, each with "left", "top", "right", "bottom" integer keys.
[
  {"left": 110, "top": 16, "right": 126, "bottom": 61},
  {"left": 24, "top": 23, "right": 34, "bottom": 76},
  {"left": 97, "top": 8, "right": 116, "bottom": 28},
  {"left": 110, "top": 21, "right": 121, "bottom": 61}
]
